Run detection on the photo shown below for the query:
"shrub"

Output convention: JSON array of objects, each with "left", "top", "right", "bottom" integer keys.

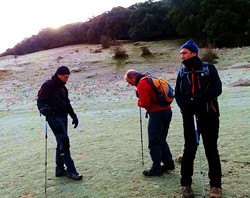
[
  {"left": 201, "top": 48, "right": 218, "bottom": 64},
  {"left": 140, "top": 46, "right": 152, "bottom": 56},
  {"left": 100, "top": 35, "right": 111, "bottom": 49},
  {"left": 112, "top": 46, "right": 128, "bottom": 59}
]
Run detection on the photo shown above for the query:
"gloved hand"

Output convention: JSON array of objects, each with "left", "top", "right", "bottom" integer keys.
[
  {"left": 72, "top": 116, "right": 79, "bottom": 128},
  {"left": 185, "top": 97, "right": 196, "bottom": 108},
  {"left": 181, "top": 98, "right": 198, "bottom": 114},
  {"left": 193, "top": 93, "right": 206, "bottom": 103},
  {"left": 181, "top": 94, "right": 204, "bottom": 114},
  {"left": 180, "top": 101, "right": 191, "bottom": 114},
  {"left": 40, "top": 105, "right": 52, "bottom": 117}
]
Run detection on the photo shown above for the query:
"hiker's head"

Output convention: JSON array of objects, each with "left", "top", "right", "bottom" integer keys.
[
  {"left": 180, "top": 39, "right": 199, "bottom": 61},
  {"left": 56, "top": 66, "right": 70, "bottom": 83},
  {"left": 124, "top": 69, "right": 141, "bottom": 86}
]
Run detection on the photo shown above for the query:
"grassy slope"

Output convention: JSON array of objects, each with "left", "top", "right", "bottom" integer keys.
[{"left": 0, "top": 40, "right": 249, "bottom": 198}]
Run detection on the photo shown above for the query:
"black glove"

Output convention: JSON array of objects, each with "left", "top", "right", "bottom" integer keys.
[
  {"left": 72, "top": 116, "right": 79, "bottom": 128},
  {"left": 40, "top": 105, "right": 52, "bottom": 117},
  {"left": 181, "top": 97, "right": 198, "bottom": 114},
  {"left": 185, "top": 97, "right": 196, "bottom": 107},
  {"left": 180, "top": 100, "right": 193, "bottom": 114},
  {"left": 181, "top": 94, "right": 205, "bottom": 114},
  {"left": 193, "top": 93, "right": 206, "bottom": 103}
]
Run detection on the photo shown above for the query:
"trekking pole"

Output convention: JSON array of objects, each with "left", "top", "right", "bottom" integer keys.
[
  {"left": 44, "top": 120, "right": 48, "bottom": 194},
  {"left": 139, "top": 107, "right": 144, "bottom": 166},
  {"left": 193, "top": 115, "right": 205, "bottom": 198}
]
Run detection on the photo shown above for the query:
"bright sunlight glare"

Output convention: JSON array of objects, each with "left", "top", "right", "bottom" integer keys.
[{"left": 0, "top": 0, "right": 147, "bottom": 53}]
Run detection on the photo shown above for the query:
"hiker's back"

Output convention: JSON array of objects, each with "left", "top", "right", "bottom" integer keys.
[
  {"left": 137, "top": 75, "right": 172, "bottom": 112},
  {"left": 147, "top": 76, "right": 174, "bottom": 106}
]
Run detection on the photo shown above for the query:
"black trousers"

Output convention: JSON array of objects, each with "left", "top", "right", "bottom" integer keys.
[
  {"left": 180, "top": 114, "right": 222, "bottom": 188},
  {"left": 47, "top": 115, "right": 78, "bottom": 174}
]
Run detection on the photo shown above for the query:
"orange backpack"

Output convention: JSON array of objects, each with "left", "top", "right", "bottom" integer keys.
[{"left": 146, "top": 75, "right": 175, "bottom": 106}]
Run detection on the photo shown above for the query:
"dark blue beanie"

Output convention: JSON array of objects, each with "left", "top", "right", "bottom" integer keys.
[
  {"left": 180, "top": 39, "right": 199, "bottom": 54},
  {"left": 56, "top": 66, "right": 70, "bottom": 75}
]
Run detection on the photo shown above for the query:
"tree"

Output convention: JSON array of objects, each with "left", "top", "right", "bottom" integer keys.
[
  {"left": 201, "top": 0, "right": 250, "bottom": 47},
  {"left": 104, "top": 7, "right": 131, "bottom": 40}
]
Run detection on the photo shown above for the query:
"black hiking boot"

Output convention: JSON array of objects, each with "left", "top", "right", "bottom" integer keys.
[
  {"left": 161, "top": 164, "right": 175, "bottom": 172},
  {"left": 143, "top": 168, "right": 163, "bottom": 176},
  {"left": 67, "top": 173, "right": 83, "bottom": 180},
  {"left": 55, "top": 169, "right": 67, "bottom": 177}
]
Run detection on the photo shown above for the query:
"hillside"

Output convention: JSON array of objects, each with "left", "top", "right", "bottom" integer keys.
[{"left": 0, "top": 40, "right": 249, "bottom": 198}]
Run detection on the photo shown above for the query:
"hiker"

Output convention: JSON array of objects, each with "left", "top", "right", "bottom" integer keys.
[
  {"left": 175, "top": 39, "right": 222, "bottom": 198},
  {"left": 124, "top": 69, "right": 175, "bottom": 176},
  {"left": 37, "top": 66, "right": 83, "bottom": 180}
]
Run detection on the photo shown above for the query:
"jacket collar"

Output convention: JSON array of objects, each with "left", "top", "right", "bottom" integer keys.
[
  {"left": 182, "top": 56, "right": 203, "bottom": 71},
  {"left": 52, "top": 75, "right": 65, "bottom": 86},
  {"left": 135, "top": 74, "right": 145, "bottom": 86}
]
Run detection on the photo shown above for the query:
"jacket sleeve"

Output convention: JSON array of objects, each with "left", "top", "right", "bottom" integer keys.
[
  {"left": 67, "top": 102, "right": 77, "bottom": 118},
  {"left": 174, "top": 72, "right": 185, "bottom": 109},
  {"left": 204, "top": 64, "right": 222, "bottom": 99},
  {"left": 65, "top": 89, "right": 77, "bottom": 118}
]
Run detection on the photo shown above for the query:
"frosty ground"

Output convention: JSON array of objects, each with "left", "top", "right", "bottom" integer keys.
[{"left": 0, "top": 40, "right": 249, "bottom": 197}]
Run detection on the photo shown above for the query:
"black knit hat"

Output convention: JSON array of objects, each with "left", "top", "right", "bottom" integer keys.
[
  {"left": 180, "top": 39, "right": 199, "bottom": 54},
  {"left": 56, "top": 66, "right": 70, "bottom": 75}
]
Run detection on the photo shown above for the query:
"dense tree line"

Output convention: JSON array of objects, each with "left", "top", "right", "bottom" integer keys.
[{"left": 1, "top": 0, "right": 249, "bottom": 56}]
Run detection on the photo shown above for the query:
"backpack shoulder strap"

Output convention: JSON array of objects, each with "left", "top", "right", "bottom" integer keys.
[
  {"left": 180, "top": 63, "right": 210, "bottom": 76},
  {"left": 202, "top": 62, "right": 210, "bottom": 76},
  {"left": 178, "top": 67, "right": 192, "bottom": 78},
  {"left": 147, "top": 76, "right": 158, "bottom": 93}
]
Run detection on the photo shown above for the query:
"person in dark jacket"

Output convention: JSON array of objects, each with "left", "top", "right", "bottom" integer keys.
[
  {"left": 175, "top": 40, "right": 222, "bottom": 198},
  {"left": 37, "top": 66, "right": 82, "bottom": 180},
  {"left": 124, "top": 69, "right": 175, "bottom": 176}
]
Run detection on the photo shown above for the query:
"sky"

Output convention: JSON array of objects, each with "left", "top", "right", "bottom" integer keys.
[{"left": 0, "top": 0, "right": 147, "bottom": 53}]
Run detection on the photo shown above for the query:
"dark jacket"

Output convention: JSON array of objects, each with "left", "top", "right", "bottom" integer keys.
[
  {"left": 37, "top": 75, "right": 76, "bottom": 118},
  {"left": 175, "top": 56, "right": 222, "bottom": 116}
]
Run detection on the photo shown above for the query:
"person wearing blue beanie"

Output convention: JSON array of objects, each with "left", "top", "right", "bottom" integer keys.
[
  {"left": 175, "top": 40, "right": 223, "bottom": 198},
  {"left": 180, "top": 39, "right": 199, "bottom": 54}
]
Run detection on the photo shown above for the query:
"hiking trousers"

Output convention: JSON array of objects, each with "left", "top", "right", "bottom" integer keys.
[
  {"left": 47, "top": 115, "right": 78, "bottom": 175},
  {"left": 147, "top": 109, "right": 174, "bottom": 170},
  {"left": 180, "top": 114, "right": 222, "bottom": 188}
]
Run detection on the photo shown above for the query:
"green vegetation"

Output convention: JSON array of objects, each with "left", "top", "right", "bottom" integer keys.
[
  {"left": 201, "top": 48, "right": 219, "bottom": 64},
  {"left": 112, "top": 46, "right": 129, "bottom": 59},
  {"left": 1, "top": 0, "right": 249, "bottom": 57}
]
